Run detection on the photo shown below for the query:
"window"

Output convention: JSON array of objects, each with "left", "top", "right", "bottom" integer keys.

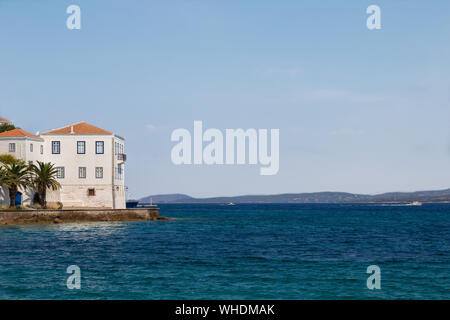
[
  {"left": 52, "top": 141, "right": 60, "bottom": 154},
  {"left": 40, "top": 145, "right": 43, "bottom": 154},
  {"left": 9, "top": 143, "right": 15, "bottom": 152},
  {"left": 77, "top": 141, "right": 86, "bottom": 154},
  {"left": 88, "top": 188, "right": 96, "bottom": 196},
  {"left": 114, "top": 165, "right": 123, "bottom": 180},
  {"left": 95, "top": 167, "right": 103, "bottom": 179},
  {"left": 56, "top": 167, "right": 65, "bottom": 179},
  {"left": 78, "top": 167, "right": 86, "bottom": 179},
  {"left": 30, "top": 143, "right": 33, "bottom": 152},
  {"left": 115, "top": 142, "right": 118, "bottom": 155},
  {"left": 96, "top": 141, "right": 104, "bottom": 154}
]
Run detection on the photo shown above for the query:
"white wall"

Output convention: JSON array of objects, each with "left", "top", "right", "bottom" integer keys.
[
  {"left": 42, "top": 134, "right": 125, "bottom": 209},
  {"left": 0, "top": 186, "right": 35, "bottom": 207},
  {"left": 25, "top": 140, "right": 44, "bottom": 163},
  {"left": 0, "top": 186, "right": 8, "bottom": 207},
  {"left": 113, "top": 136, "right": 126, "bottom": 208},
  {"left": 0, "top": 137, "right": 43, "bottom": 207},
  {"left": 0, "top": 137, "right": 44, "bottom": 163},
  {"left": 0, "top": 134, "right": 126, "bottom": 209}
]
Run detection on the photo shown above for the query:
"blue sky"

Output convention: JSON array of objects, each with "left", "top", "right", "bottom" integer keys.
[{"left": 1, "top": 1, "right": 450, "bottom": 198}]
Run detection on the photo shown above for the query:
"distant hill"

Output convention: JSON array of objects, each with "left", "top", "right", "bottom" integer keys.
[
  {"left": 139, "top": 189, "right": 450, "bottom": 204},
  {"left": 139, "top": 193, "right": 194, "bottom": 204}
]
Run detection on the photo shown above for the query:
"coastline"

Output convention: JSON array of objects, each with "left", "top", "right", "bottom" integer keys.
[{"left": 0, "top": 208, "right": 170, "bottom": 226}]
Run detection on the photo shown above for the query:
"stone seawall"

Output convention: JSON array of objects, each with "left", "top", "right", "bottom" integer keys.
[{"left": 0, "top": 208, "right": 168, "bottom": 225}]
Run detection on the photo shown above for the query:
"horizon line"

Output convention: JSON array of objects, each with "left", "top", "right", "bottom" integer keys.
[{"left": 138, "top": 187, "right": 450, "bottom": 200}]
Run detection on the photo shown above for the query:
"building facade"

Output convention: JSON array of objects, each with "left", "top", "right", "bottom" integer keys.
[
  {"left": 0, "top": 117, "right": 13, "bottom": 125},
  {"left": 0, "top": 128, "right": 44, "bottom": 206},
  {"left": 0, "top": 119, "right": 126, "bottom": 209}
]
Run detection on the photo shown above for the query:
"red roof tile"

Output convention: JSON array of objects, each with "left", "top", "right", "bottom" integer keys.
[
  {"left": 0, "top": 128, "right": 41, "bottom": 139},
  {"left": 0, "top": 117, "right": 12, "bottom": 123},
  {"left": 42, "top": 122, "right": 112, "bottom": 135}
]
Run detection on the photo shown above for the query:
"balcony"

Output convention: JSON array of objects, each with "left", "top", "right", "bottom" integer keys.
[{"left": 117, "top": 153, "right": 127, "bottom": 163}]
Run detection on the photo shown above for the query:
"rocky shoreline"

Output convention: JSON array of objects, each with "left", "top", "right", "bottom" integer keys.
[{"left": 0, "top": 208, "right": 170, "bottom": 225}]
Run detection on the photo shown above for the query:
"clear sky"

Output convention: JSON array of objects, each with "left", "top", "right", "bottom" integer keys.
[{"left": 1, "top": 1, "right": 450, "bottom": 198}]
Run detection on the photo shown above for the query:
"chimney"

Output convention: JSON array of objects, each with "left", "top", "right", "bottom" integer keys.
[{"left": 70, "top": 125, "right": 74, "bottom": 134}]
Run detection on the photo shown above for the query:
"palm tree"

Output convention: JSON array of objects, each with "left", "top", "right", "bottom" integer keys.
[
  {"left": 0, "top": 166, "right": 6, "bottom": 186},
  {"left": 2, "top": 162, "right": 31, "bottom": 208},
  {"left": 29, "top": 161, "right": 61, "bottom": 208},
  {"left": 0, "top": 154, "right": 18, "bottom": 166}
]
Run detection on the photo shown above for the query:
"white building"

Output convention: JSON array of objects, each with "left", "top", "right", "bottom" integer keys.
[
  {"left": 0, "top": 117, "right": 13, "bottom": 125},
  {"left": 0, "top": 120, "right": 126, "bottom": 209},
  {"left": 0, "top": 128, "right": 44, "bottom": 206}
]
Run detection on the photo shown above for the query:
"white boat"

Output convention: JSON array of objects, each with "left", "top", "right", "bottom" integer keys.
[{"left": 409, "top": 201, "right": 422, "bottom": 206}]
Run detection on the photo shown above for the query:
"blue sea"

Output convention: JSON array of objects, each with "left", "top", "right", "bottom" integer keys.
[{"left": 0, "top": 204, "right": 449, "bottom": 299}]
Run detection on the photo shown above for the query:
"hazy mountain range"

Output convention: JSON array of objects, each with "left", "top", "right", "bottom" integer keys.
[{"left": 139, "top": 189, "right": 450, "bottom": 204}]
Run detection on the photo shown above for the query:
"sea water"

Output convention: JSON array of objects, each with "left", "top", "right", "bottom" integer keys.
[{"left": 0, "top": 204, "right": 449, "bottom": 299}]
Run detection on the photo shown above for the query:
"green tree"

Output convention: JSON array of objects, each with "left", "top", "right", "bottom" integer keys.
[
  {"left": 2, "top": 162, "right": 31, "bottom": 208},
  {"left": 0, "top": 154, "right": 19, "bottom": 166},
  {"left": 29, "top": 161, "right": 61, "bottom": 208},
  {"left": 0, "top": 123, "right": 16, "bottom": 133}
]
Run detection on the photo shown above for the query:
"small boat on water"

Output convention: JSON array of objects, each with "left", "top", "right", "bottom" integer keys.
[
  {"left": 408, "top": 201, "right": 423, "bottom": 206},
  {"left": 227, "top": 202, "right": 235, "bottom": 206},
  {"left": 126, "top": 200, "right": 139, "bottom": 208}
]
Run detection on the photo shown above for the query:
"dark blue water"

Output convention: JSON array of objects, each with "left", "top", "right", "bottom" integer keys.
[{"left": 0, "top": 204, "right": 449, "bottom": 299}]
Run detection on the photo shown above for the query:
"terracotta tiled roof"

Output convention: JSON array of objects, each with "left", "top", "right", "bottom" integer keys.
[
  {"left": 0, "top": 117, "right": 12, "bottom": 123},
  {"left": 0, "top": 128, "right": 41, "bottom": 139},
  {"left": 42, "top": 121, "right": 112, "bottom": 135}
]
